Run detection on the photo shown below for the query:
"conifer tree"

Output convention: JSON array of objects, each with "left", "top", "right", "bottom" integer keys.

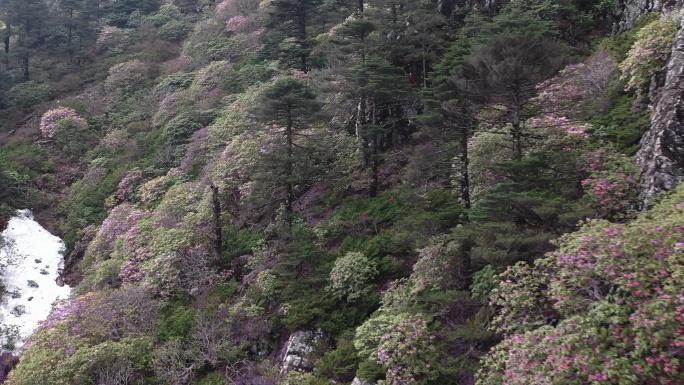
[
  {"left": 251, "top": 78, "right": 323, "bottom": 226},
  {"left": 0, "top": 0, "right": 50, "bottom": 78},
  {"left": 268, "top": 0, "right": 323, "bottom": 72},
  {"left": 354, "top": 57, "right": 411, "bottom": 197}
]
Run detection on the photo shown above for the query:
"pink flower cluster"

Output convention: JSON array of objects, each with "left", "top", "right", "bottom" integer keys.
[
  {"left": 535, "top": 52, "right": 615, "bottom": 118},
  {"left": 87, "top": 204, "right": 150, "bottom": 262},
  {"left": 481, "top": 197, "right": 684, "bottom": 384},
  {"left": 226, "top": 16, "right": 247, "bottom": 32},
  {"left": 115, "top": 169, "right": 143, "bottom": 203},
  {"left": 579, "top": 147, "right": 639, "bottom": 220},
  {"left": 39, "top": 107, "right": 85, "bottom": 138},
  {"left": 377, "top": 315, "right": 436, "bottom": 385}
]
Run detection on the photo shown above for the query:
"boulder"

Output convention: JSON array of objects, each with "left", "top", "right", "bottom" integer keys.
[
  {"left": 351, "top": 377, "right": 375, "bottom": 385},
  {"left": 636, "top": 10, "right": 684, "bottom": 208},
  {"left": 281, "top": 329, "right": 327, "bottom": 373}
]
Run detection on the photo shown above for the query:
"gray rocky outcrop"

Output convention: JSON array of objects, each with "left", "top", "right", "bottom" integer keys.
[
  {"left": 636, "top": 10, "right": 684, "bottom": 208},
  {"left": 352, "top": 377, "right": 375, "bottom": 385},
  {"left": 603, "top": 0, "right": 683, "bottom": 33},
  {"left": 351, "top": 377, "right": 376, "bottom": 385},
  {"left": 280, "top": 329, "right": 327, "bottom": 373}
]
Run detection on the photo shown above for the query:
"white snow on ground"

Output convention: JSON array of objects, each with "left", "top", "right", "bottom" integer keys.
[{"left": 0, "top": 209, "right": 72, "bottom": 353}]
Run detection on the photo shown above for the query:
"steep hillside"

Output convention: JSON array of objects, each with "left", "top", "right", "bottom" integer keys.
[{"left": 0, "top": 0, "right": 683, "bottom": 384}]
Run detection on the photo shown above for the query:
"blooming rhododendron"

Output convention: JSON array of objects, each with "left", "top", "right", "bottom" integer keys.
[{"left": 39, "top": 107, "right": 86, "bottom": 138}]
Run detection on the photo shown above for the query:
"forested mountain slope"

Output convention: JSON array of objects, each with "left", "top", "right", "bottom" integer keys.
[{"left": 0, "top": 0, "right": 683, "bottom": 384}]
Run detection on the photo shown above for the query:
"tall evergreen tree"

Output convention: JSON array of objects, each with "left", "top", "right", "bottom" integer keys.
[
  {"left": 354, "top": 57, "right": 412, "bottom": 197},
  {"left": 0, "top": 0, "right": 50, "bottom": 78},
  {"left": 268, "top": 0, "right": 323, "bottom": 72},
  {"left": 251, "top": 78, "right": 323, "bottom": 226}
]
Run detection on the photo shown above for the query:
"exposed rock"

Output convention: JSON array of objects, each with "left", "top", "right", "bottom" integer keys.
[
  {"left": 352, "top": 377, "right": 376, "bottom": 385},
  {"left": 280, "top": 329, "right": 327, "bottom": 374},
  {"left": 636, "top": 10, "right": 684, "bottom": 208},
  {"left": 607, "top": 0, "right": 683, "bottom": 34}
]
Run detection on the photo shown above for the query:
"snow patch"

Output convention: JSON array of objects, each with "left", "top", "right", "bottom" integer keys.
[{"left": 0, "top": 209, "right": 72, "bottom": 353}]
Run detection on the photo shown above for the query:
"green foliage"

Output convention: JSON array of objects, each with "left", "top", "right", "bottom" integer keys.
[
  {"left": 54, "top": 118, "right": 94, "bottom": 160},
  {"left": 590, "top": 92, "right": 652, "bottom": 155},
  {"left": 619, "top": 16, "right": 678, "bottom": 99},
  {"left": 6, "top": 81, "right": 52, "bottom": 109},
  {"left": 163, "top": 112, "right": 209, "bottom": 146},
  {"left": 8, "top": 332, "right": 154, "bottom": 385},
  {"left": 156, "top": 72, "right": 195, "bottom": 94},
  {"left": 205, "top": 279, "right": 238, "bottom": 302},
  {"left": 315, "top": 331, "right": 362, "bottom": 383},
  {"left": 328, "top": 252, "right": 378, "bottom": 301},
  {"left": 470, "top": 265, "right": 499, "bottom": 301},
  {"left": 0, "top": 140, "right": 52, "bottom": 212},
  {"left": 157, "top": 296, "right": 196, "bottom": 341},
  {"left": 479, "top": 184, "right": 684, "bottom": 384},
  {"left": 58, "top": 167, "right": 125, "bottom": 250},
  {"left": 158, "top": 20, "right": 191, "bottom": 42},
  {"left": 356, "top": 360, "right": 386, "bottom": 382},
  {"left": 195, "top": 372, "right": 226, "bottom": 385}
]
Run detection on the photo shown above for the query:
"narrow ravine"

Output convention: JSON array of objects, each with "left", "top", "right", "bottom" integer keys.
[{"left": 0, "top": 210, "right": 71, "bottom": 353}]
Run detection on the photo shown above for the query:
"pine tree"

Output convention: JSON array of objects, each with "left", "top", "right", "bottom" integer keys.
[
  {"left": 268, "top": 0, "right": 323, "bottom": 72},
  {"left": 449, "top": 10, "right": 566, "bottom": 160},
  {"left": 353, "top": 57, "right": 412, "bottom": 197},
  {"left": 251, "top": 78, "right": 323, "bottom": 226}
]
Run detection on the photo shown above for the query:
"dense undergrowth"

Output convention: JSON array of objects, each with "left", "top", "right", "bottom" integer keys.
[{"left": 0, "top": 0, "right": 682, "bottom": 383}]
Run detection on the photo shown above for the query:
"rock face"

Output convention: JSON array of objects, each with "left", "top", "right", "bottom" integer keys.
[
  {"left": 280, "top": 330, "right": 327, "bottom": 373},
  {"left": 352, "top": 377, "right": 376, "bottom": 385},
  {"left": 607, "top": 0, "right": 682, "bottom": 33},
  {"left": 636, "top": 11, "right": 684, "bottom": 208}
]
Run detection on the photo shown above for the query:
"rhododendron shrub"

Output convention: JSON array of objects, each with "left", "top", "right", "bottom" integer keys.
[
  {"left": 478, "top": 185, "right": 684, "bottom": 384},
  {"left": 328, "top": 251, "right": 378, "bottom": 301},
  {"left": 39, "top": 107, "right": 86, "bottom": 139},
  {"left": 410, "top": 240, "right": 464, "bottom": 293},
  {"left": 8, "top": 288, "right": 158, "bottom": 385},
  {"left": 619, "top": 17, "right": 678, "bottom": 100},
  {"left": 579, "top": 146, "right": 639, "bottom": 220},
  {"left": 114, "top": 168, "right": 143, "bottom": 203},
  {"left": 104, "top": 60, "right": 149, "bottom": 93},
  {"left": 376, "top": 314, "right": 437, "bottom": 385},
  {"left": 96, "top": 26, "right": 131, "bottom": 53},
  {"left": 535, "top": 51, "right": 616, "bottom": 117},
  {"left": 84, "top": 203, "right": 150, "bottom": 264}
]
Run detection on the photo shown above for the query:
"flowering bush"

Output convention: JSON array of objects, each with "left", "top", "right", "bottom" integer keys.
[
  {"left": 478, "top": 185, "right": 684, "bottom": 384},
  {"left": 535, "top": 52, "right": 616, "bottom": 117},
  {"left": 328, "top": 252, "right": 378, "bottom": 301},
  {"left": 8, "top": 287, "right": 159, "bottom": 385},
  {"left": 410, "top": 240, "right": 462, "bottom": 293},
  {"left": 579, "top": 146, "right": 639, "bottom": 220},
  {"left": 226, "top": 15, "right": 247, "bottom": 32},
  {"left": 85, "top": 203, "right": 150, "bottom": 263},
  {"left": 39, "top": 107, "right": 86, "bottom": 139},
  {"left": 619, "top": 17, "right": 678, "bottom": 99},
  {"left": 104, "top": 60, "right": 149, "bottom": 93},
  {"left": 355, "top": 313, "right": 405, "bottom": 361},
  {"left": 525, "top": 114, "right": 589, "bottom": 152},
  {"left": 96, "top": 26, "right": 131, "bottom": 53},
  {"left": 114, "top": 168, "right": 143, "bottom": 203},
  {"left": 376, "top": 314, "right": 437, "bottom": 385}
]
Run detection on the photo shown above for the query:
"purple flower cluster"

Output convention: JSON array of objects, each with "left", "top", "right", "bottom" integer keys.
[
  {"left": 115, "top": 169, "right": 143, "bottom": 203},
  {"left": 39, "top": 107, "right": 85, "bottom": 138}
]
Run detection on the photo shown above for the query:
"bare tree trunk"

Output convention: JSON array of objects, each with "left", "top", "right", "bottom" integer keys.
[
  {"left": 210, "top": 184, "right": 222, "bottom": 260},
  {"left": 285, "top": 110, "right": 294, "bottom": 230},
  {"left": 458, "top": 126, "right": 471, "bottom": 209}
]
